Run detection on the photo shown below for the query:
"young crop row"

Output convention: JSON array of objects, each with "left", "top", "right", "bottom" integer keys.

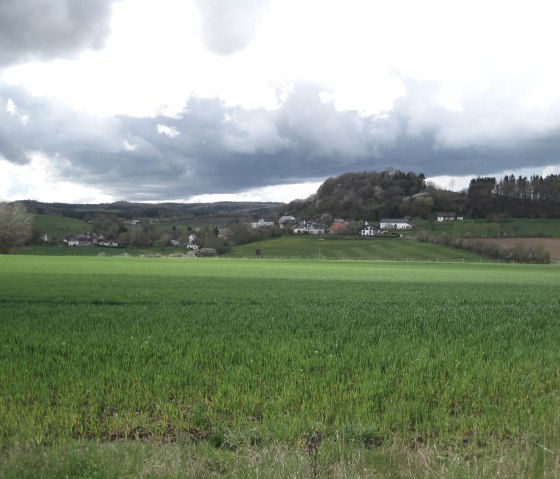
[{"left": 1, "top": 257, "right": 559, "bottom": 456}]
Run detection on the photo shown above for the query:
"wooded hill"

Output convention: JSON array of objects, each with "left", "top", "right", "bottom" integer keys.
[
  {"left": 285, "top": 170, "right": 560, "bottom": 221},
  {"left": 285, "top": 169, "right": 464, "bottom": 220},
  {"left": 21, "top": 200, "right": 282, "bottom": 221}
]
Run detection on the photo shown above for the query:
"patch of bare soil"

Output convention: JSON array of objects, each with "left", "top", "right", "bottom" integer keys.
[{"left": 465, "top": 237, "right": 560, "bottom": 261}]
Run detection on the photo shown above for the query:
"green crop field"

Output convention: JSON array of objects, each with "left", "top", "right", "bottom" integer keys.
[
  {"left": 225, "top": 236, "right": 493, "bottom": 262},
  {"left": 1, "top": 256, "right": 560, "bottom": 477}
]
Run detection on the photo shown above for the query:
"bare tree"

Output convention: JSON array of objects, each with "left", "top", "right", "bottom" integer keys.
[{"left": 0, "top": 201, "right": 33, "bottom": 253}]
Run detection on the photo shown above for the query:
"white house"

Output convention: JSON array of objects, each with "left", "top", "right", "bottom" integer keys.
[
  {"left": 250, "top": 218, "right": 275, "bottom": 229},
  {"left": 379, "top": 218, "right": 414, "bottom": 230},
  {"left": 293, "top": 221, "right": 310, "bottom": 234},
  {"left": 308, "top": 223, "right": 326, "bottom": 235},
  {"left": 294, "top": 221, "right": 325, "bottom": 235},
  {"left": 361, "top": 223, "right": 379, "bottom": 236}
]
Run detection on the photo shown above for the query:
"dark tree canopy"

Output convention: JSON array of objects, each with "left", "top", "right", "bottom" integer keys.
[
  {"left": 468, "top": 174, "right": 560, "bottom": 218},
  {"left": 286, "top": 169, "right": 431, "bottom": 220}
]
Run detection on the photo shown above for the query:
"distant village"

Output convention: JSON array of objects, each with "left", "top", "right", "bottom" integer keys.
[{"left": 60, "top": 212, "right": 462, "bottom": 248}]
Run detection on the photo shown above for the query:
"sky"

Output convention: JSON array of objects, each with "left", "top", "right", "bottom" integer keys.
[{"left": 1, "top": 0, "right": 560, "bottom": 204}]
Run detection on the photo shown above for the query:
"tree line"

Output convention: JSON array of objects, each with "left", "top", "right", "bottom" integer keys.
[{"left": 468, "top": 174, "right": 560, "bottom": 218}]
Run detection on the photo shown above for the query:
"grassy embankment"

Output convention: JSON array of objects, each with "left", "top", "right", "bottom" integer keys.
[{"left": 1, "top": 256, "right": 560, "bottom": 477}]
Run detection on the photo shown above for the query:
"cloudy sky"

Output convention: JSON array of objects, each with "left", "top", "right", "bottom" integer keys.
[{"left": 1, "top": 0, "right": 560, "bottom": 203}]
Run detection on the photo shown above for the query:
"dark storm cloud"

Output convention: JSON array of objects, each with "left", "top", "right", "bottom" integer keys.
[
  {"left": 194, "top": 0, "right": 271, "bottom": 56},
  {"left": 0, "top": 0, "right": 118, "bottom": 66},
  {"left": 2, "top": 80, "right": 560, "bottom": 200}
]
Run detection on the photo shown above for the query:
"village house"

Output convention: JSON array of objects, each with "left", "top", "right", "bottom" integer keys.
[
  {"left": 65, "top": 233, "right": 102, "bottom": 246},
  {"left": 436, "top": 212, "right": 464, "bottom": 222},
  {"left": 329, "top": 219, "right": 348, "bottom": 234},
  {"left": 250, "top": 218, "right": 275, "bottom": 229},
  {"left": 293, "top": 221, "right": 326, "bottom": 235},
  {"left": 293, "top": 221, "right": 308, "bottom": 234},
  {"left": 308, "top": 223, "right": 326, "bottom": 235},
  {"left": 360, "top": 222, "right": 380, "bottom": 236},
  {"left": 379, "top": 218, "right": 414, "bottom": 230},
  {"left": 278, "top": 215, "right": 297, "bottom": 229}
]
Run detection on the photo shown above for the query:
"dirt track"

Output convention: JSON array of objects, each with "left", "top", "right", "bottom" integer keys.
[{"left": 466, "top": 238, "right": 560, "bottom": 262}]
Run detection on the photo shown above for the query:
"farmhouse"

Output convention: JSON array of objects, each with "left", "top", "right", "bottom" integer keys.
[
  {"left": 437, "top": 212, "right": 455, "bottom": 221},
  {"left": 329, "top": 219, "right": 348, "bottom": 234},
  {"left": 361, "top": 222, "right": 380, "bottom": 236},
  {"left": 436, "top": 212, "right": 465, "bottom": 222},
  {"left": 293, "top": 221, "right": 310, "bottom": 234},
  {"left": 65, "top": 233, "right": 100, "bottom": 246},
  {"left": 250, "top": 218, "right": 275, "bottom": 229},
  {"left": 278, "top": 215, "right": 297, "bottom": 229},
  {"left": 293, "top": 221, "right": 326, "bottom": 235},
  {"left": 308, "top": 223, "right": 326, "bottom": 235},
  {"left": 379, "top": 218, "right": 414, "bottom": 230}
]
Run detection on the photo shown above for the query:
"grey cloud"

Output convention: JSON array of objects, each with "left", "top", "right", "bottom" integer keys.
[
  {"left": 194, "top": 0, "right": 270, "bottom": 55},
  {"left": 2, "top": 79, "right": 560, "bottom": 201},
  {"left": 0, "top": 0, "right": 117, "bottom": 67}
]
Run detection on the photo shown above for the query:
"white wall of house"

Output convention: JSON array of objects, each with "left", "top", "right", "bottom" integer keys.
[{"left": 380, "top": 221, "right": 413, "bottom": 229}]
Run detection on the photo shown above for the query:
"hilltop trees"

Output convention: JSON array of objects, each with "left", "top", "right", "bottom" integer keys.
[
  {"left": 285, "top": 170, "right": 430, "bottom": 220},
  {"left": 0, "top": 201, "right": 33, "bottom": 253},
  {"left": 467, "top": 174, "right": 560, "bottom": 218}
]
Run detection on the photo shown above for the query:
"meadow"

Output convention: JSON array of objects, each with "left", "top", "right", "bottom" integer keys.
[
  {"left": 1, "top": 256, "right": 560, "bottom": 477},
  {"left": 223, "top": 235, "right": 492, "bottom": 262}
]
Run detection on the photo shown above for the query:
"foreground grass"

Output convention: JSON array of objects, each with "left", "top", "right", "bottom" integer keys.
[
  {"left": 3, "top": 435, "right": 559, "bottom": 479},
  {"left": 1, "top": 256, "right": 560, "bottom": 477}
]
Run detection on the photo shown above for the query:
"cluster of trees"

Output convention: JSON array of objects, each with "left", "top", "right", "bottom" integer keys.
[
  {"left": 286, "top": 170, "right": 431, "bottom": 220},
  {"left": 0, "top": 202, "right": 33, "bottom": 253},
  {"left": 468, "top": 174, "right": 560, "bottom": 218}
]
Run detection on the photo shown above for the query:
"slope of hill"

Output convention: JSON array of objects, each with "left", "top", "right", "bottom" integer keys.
[{"left": 284, "top": 169, "right": 466, "bottom": 220}]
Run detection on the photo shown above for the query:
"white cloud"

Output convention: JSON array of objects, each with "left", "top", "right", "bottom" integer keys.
[
  {"left": 156, "top": 124, "right": 180, "bottom": 138},
  {"left": 187, "top": 181, "right": 321, "bottom": 203},
  {"left": 0, "top": 155, "right": 114, "bottom": 203}
]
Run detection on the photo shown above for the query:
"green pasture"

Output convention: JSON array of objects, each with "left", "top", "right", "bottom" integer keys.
[
  {"left": 32, "top": 214, "right": 92, "bottom": 239},
  {"left": 1, "top": 256, "right": 560, "bottom": 477},
  {"left": 225, "top": 235, "right": 492, "bottom": 261}
]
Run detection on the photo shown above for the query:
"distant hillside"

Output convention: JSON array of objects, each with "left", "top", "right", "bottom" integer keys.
[
  {"left": 21, "top": 200, "right": 284, "bottom": 221},
  {"left": 284, "top": 169, "right": 467, "bottom": 221}
]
